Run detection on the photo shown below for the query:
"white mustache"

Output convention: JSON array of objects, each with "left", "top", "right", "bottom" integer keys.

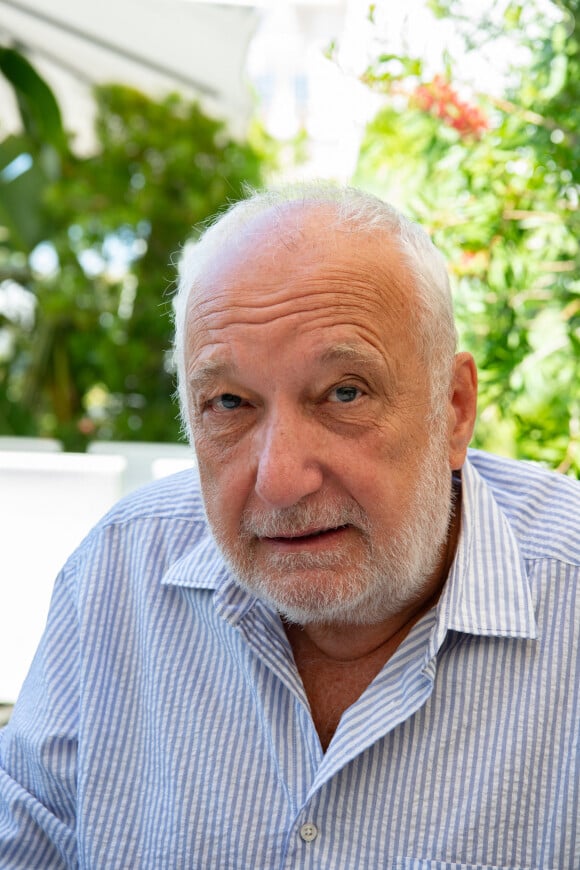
[{"left": 240, "top": 499, "right": 369, "bottom": 539}]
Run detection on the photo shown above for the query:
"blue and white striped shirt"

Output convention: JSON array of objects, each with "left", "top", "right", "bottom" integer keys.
[{"left": 1, "top": 449, "right": 580, "bottom": 868}]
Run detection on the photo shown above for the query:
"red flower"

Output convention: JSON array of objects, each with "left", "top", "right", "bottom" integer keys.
[{"left": 413, "top": 75, "right": 489, "bottom": 139}]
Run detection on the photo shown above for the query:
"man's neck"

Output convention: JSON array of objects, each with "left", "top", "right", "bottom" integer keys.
[
  {"left": 285, "top": 585, "right": 440, "bottom": 663},
  {"left": 284, "top": 599, "right": 435, "bottom": 751}
]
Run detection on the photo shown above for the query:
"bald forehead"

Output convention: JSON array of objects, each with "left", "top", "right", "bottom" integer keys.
[
  {"left": 190, "top": 201, "right": 413, "bottom": 306},
  {"left": 202, "top": 201, "right": 353, "bottom": 275},
  {"left": 181, "top": 212, "right": 425, "bottom": 387}
]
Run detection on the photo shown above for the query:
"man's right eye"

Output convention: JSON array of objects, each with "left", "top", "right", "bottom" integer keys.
[{"left": 210, "top": 393, "right": 243, "bottom": 411}]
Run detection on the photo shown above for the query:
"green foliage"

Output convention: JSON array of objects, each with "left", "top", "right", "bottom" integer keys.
[
  {"left": 0, "top": 65, "right": 271, "bottom": 449},
  {"left": 354, "top": 0, "right": 580, "bottom": 476},
  {"left": 0, "top": 47, "right": 67, "bottom": 251},
  {"left": 0, "top": 47, "right": 66, "bottom": 152}
]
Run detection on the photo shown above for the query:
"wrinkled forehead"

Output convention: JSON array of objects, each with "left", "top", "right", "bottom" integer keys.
[{"left": 185, "top": 202, "right": 415, "bottom": 319}]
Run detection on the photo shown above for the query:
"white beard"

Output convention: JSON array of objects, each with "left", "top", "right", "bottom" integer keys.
[{"left": 207, "top": 424, "right": 454, "bottom": 627}]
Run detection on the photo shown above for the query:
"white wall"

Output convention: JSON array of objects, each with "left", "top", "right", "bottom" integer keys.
[{"left": 0, "top": 442, "right": 195, "bottom": 703}]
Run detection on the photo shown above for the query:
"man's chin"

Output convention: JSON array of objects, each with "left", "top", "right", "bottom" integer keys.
[
  {"left": 228, "top": 563, "right": 358, "bottom": 623},
  {"left": 231, "top": 566, "right": 426, "bottom": 628}
]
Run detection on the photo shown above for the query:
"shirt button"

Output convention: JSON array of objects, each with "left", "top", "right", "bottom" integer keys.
[{"left": 299, "top": 823, "right": 318, "bottom": 843}]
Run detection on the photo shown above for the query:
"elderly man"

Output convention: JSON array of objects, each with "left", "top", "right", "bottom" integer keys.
[{"left": 1, "top": 184, "right": 579, "bottom": 867}]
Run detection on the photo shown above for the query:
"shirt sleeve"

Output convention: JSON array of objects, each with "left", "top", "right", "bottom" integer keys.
[{"left": 0, "top": 561, "right": 79, "bottom": 868}]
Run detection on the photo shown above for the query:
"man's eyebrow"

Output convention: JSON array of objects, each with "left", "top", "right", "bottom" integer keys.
[
  {"left": 319, "top": 344, "right": 384, "bottom": 369},
  {"left": 319, "top": 343, "right": 398, "bottom": 389},
  {"left": 187, "top": 360, "right": 236, "bottom": 394}
]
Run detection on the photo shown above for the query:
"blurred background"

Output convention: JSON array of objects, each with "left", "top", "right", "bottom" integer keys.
[{"left": 0, "top": 0, "right": 579, "bottom": 708}]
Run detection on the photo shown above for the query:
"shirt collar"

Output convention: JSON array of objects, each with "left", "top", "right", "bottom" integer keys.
[
  {"left": 161, "top": 526, "right": 229, "bottom": 591},
  {"left": 161, "top": 521, "right": 263, "bottom": 625},
  {"left": 433, "top": 454, "right": 537, "bottom": 646}
]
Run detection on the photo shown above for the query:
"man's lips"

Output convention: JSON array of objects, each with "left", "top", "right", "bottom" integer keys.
[{"left": 259, "top": 524, "right": 351, "bottom": 544}]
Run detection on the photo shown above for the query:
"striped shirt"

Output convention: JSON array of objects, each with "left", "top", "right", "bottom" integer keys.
[{"left": 1, "top": 449, "right": 579, "bottom": 869}]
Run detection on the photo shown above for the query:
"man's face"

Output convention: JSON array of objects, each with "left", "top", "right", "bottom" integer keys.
[{"left": 185, "top": 206, "right": 457, "bottom": 626}]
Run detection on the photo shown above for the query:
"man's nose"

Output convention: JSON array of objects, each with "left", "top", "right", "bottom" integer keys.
[{"left": 253, "top": 412, "right": 324, "bottom": 509}]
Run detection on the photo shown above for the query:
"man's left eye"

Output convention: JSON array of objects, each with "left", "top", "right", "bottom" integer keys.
[
  {"left": 211, "top": 393, "right": 244, "bottom": 411},
  {"left": 329, "top": 385, "right": 361, "bottom": 403}
]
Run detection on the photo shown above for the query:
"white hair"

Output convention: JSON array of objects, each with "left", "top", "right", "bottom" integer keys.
[{"left": 173, "top": 181, "right": 457, "bottom": 442}]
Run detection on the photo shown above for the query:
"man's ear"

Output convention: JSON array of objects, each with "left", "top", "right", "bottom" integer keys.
[{"left": 448, "top": 352, "right": 478, "bottom": 470}]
